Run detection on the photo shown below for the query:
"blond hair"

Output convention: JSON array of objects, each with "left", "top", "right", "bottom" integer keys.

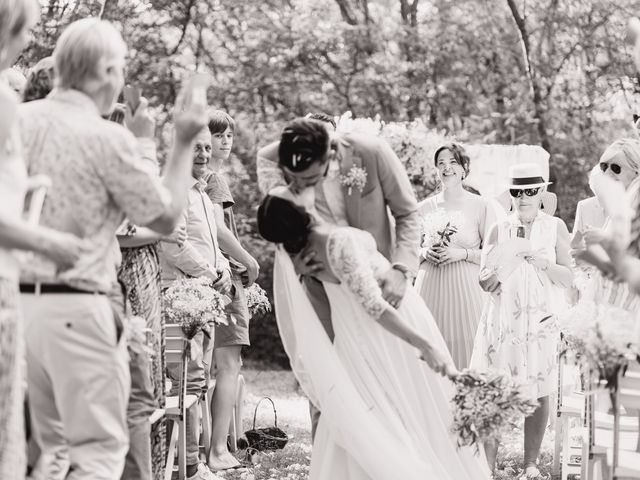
[
  {"left": 53, "top": 18, "right": 127, "bottom": 90},
  {"left": 0, "top": 0, "right": 39, "bottom": 48}
]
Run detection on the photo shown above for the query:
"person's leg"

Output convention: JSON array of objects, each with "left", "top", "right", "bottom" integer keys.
[
  {"left": 185, "top": 402, "right": 201, "bottom": 478},
  {"left": 523, "top": 396, "right": 550, "bottom": 474},
  {"left": 207, "top": 346, "right": 242, "bottom": 470},
  {"left": 183, "top": 330, "right": 209, "bottom": 479},
  {"left": 25, "top": 294, "right": 130, "bottom": 480},
  {"left": 309, "top": 402, "right": 322, "bottom": 441},
  {"left": 302, "top": 277, "right": 333, "bottom": 441},
  {"left": 483, "top": 440, "right": 499, "bottom": 473},
  {"left": 121, "top": 351, "right": 156, "bottom": 480}
]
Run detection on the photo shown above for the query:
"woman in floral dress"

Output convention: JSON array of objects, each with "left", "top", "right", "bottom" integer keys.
[
  {"left": 470, "top": 164, "right": 573, "bottom": 479},
  {"left": 415, "top": 143, "right": 490, "bottom": 368}
]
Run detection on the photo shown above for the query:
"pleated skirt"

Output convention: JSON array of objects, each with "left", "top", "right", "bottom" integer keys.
[{"left": 414, "top": 260, "right": 485, "bottom": 369}]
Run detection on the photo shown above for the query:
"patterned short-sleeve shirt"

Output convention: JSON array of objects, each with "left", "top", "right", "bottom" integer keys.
[{"left": 18, "top": 88, "right": 170, "bottom": 292}]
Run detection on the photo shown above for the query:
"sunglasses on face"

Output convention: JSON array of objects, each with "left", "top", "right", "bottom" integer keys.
[
  {"left": 509, "top": 187, "right": 541, "bottom": 198},
  {"left": 599, "top": 162, "right": 622, "bottom": 175}
]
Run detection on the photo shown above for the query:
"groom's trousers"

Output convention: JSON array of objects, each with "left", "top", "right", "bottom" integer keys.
[{"left": 302, "top": 276, "right": 334, "bottom": 440}]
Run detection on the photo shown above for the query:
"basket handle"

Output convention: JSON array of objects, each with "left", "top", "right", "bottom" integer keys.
[{"left": 252, "top": 396, "right": 278, "bottom": 430}]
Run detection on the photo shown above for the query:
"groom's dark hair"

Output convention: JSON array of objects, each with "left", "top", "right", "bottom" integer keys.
[
  {"left": 279, "top": 118, "right": 330, "bottom": 173},
  {"left": 257, "top": 195, "right": 311, "bottom": 254}
]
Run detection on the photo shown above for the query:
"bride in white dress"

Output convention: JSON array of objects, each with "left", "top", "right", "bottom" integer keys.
[{"left": 258, "top": 188, "right": 490, "bottom": 480}]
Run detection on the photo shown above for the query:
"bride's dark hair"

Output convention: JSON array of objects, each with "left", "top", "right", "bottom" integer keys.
[{"left": 257, "top": 195, "right": 312, "bottom": 254}]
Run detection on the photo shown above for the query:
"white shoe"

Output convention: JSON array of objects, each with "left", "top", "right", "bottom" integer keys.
[{"left": 187, "top": 463, "right": 223, "bottom": 480}]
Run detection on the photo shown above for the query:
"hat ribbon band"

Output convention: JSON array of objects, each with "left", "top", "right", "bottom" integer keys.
[{"left": 511, "top": 176, "right": 545, "bottom": 186}]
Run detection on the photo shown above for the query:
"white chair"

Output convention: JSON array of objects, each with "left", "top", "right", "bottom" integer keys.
[
  {"left": 606, "top": 359, "right": 640, "bottom": 479},
  {"left": 581, "top": 363, "right": 640, "bottom": 480},
  {"left": 552, "top": 352, "right": 584, "bottom": 480},
  {"left": 164, "top": 325, "right": 199, "bottom": 480}
]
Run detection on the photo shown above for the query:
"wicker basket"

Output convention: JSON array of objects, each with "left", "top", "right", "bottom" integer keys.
[{"left": 244, "top": 397, "right": 288, "bottom": 451}]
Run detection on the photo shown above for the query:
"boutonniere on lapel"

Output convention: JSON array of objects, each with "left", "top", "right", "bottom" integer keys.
[{"left": 339, "top": 166, "right": 368, "bottom": 195}]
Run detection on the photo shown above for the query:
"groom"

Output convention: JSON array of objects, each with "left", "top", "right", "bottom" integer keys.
[{"left": 257, "top": 117, "right": 421, "bottom": 437}]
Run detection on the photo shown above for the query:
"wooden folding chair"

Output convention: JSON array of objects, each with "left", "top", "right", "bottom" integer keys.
[
  {"left": 606, "top": 359, "right": 640, "bottom": 479},
  {"left": 552, "top": 352, "right": 584, "bottom": 480},
  {"left": 581, "top": 364, "right": 640, "bottom": 480},
  {"left": 164, "top": 325, "right": 199, "bottom": 480}
]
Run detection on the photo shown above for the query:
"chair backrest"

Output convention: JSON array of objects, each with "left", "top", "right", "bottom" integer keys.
[
  {"left": 612, "top": 358, "right": 640, "bottom": 475},
  {"left": 165, "top": 323, "right": 189, "bottom": 421},
  {"left": 617, "top": 361, "right": 640, "bottom": 411}
]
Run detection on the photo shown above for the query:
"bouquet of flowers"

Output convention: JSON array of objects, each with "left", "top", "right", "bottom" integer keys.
[
  {"left": 451, "top": 369, "right": 538, "bottom": 450},
  {"left": 245, "top": 283, "right": 272, "bottom": 318},
  {"left": 560, "top": 300, "right": 638, "bottom": 389},
  {"left": 163, "top": 276, "right": 233, "bottom": 339},
  {"left": 339, "top": 166, "right": 368, "bottom": 195},
  {"left": 420, "top": 209, "right": 464, "bottom": 249}
]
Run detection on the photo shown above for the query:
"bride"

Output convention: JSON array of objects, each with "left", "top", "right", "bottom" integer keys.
[{"left": 257, "top": 187, "right": 490, "bottom": 480}]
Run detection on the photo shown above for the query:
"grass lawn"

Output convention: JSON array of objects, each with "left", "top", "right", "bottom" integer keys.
[{"left": 214, "top": 370, "right": 556, "bottom": 480}]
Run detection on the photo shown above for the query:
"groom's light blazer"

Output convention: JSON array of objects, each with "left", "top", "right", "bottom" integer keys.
[{"left": 257, "top": 132, "right": 421, "bottom": 274}]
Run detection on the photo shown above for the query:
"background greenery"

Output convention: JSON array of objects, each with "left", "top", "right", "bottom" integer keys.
[{"left": 20, "top": 0, "right": 640, "bottom": 368}]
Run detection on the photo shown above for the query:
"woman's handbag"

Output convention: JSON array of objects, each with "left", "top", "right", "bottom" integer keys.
[{"left": 244, "top": 396, "right": 288, "bottom": 451}]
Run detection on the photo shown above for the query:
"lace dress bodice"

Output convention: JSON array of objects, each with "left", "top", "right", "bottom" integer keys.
[{"left": 326, "top": 227, "right": 391, "bottom": 320}]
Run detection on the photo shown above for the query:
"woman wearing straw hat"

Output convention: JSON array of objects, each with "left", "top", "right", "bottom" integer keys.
[{"left": 470, "top": 163, "right": 573, "bottom": 479}]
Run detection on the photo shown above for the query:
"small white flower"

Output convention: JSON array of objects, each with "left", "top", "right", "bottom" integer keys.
[
  {"left": 339, "top": 166, "right": 368, "bottom": 195},
  {"left": 245, "top": 283, "right": 272, "bottom": 318}
]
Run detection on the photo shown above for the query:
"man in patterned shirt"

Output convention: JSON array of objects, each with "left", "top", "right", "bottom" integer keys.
[{"left": 19, "top": 19, "right": 207, "bottom": 480}]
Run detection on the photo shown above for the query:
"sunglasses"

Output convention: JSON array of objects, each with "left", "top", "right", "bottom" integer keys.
[
  {"left": 599, "top": 162, "right": 622, "bottom": 175},
  {"left": 509, "top": 187, "right": 541, "bottom": 198}
]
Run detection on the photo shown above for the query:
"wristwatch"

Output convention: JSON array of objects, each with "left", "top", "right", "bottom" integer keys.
[{"left": 391, "top": 263, "right": 415, "bottom": 282}]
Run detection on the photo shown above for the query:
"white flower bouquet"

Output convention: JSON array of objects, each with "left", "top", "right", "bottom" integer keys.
[
  {"left": 451, "top": 369, "right": 538, "bottom": 450},
  {"left": 560, "top": 299, "right": 639, "bottom": 389},
  {"left": 339, "top": 166, "right": 368, "bottom": 195},
  {"left": 163, "top": 276, "right": 233, "bottom": 339},
  {"left": 420, "top": 208, "right": 464, "bottom": 249},
  {"left": 245, "top": 283, "right": 272, "bottom": 318}
]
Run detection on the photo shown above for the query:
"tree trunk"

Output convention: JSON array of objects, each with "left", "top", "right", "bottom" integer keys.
[
  {"left": 99, "top": 0, "right": 119, "bottom": 20},
  {"left": 333, "top": 0, "right": 360, "bottom": 25},
  {"left": 505, "top": 0, "right": 555, "bottom": 186}
]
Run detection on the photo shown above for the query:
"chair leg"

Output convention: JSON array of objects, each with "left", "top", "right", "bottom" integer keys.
[
  {"left": 178, "top": 419, "right": 187, "bottom": 480},
  {"left": 561, "top": 417, "right": 571, "bottom": 480},
  {"left": 553, "top": 415, "right": 563, "bottom": 476},
  {"left": 165, "top": 420, "right": 178, "bottom": 480},
  {"left": 201, "top": 396, "right": 212, "bottom": 459}
]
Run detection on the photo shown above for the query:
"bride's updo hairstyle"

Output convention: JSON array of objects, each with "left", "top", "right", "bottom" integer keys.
[
  {"left": 258, "top": 195, "right": 312, "bottom": 254},
  {"left": 279, "top": 118, "right": 330, "bottom": 172}
]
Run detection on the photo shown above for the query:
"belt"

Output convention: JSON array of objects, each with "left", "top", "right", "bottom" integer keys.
[{"left": 19, "top": 283, "right": 106, "bottom": 295}]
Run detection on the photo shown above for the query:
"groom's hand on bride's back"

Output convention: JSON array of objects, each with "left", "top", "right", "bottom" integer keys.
[{"left": 293, "top": 246, "right": 324, "bottom": 277}]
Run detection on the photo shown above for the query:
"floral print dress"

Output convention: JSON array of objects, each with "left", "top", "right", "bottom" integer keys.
[{"left": 471, "top": 212, "right": 562, "bottom": 399}]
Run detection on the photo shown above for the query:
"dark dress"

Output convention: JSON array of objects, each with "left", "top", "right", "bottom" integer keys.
[{"left": 118, "top": 240, "right": 166, "bottom": 480}]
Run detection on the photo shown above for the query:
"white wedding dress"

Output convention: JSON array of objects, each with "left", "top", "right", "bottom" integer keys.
[{"left": 274, "top": 226, "right": 490, "bottom": 480}]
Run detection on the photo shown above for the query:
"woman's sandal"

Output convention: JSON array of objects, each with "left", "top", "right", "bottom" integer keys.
[{"left": 519, "top": 465, "right": 543, "bottom": 479}]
